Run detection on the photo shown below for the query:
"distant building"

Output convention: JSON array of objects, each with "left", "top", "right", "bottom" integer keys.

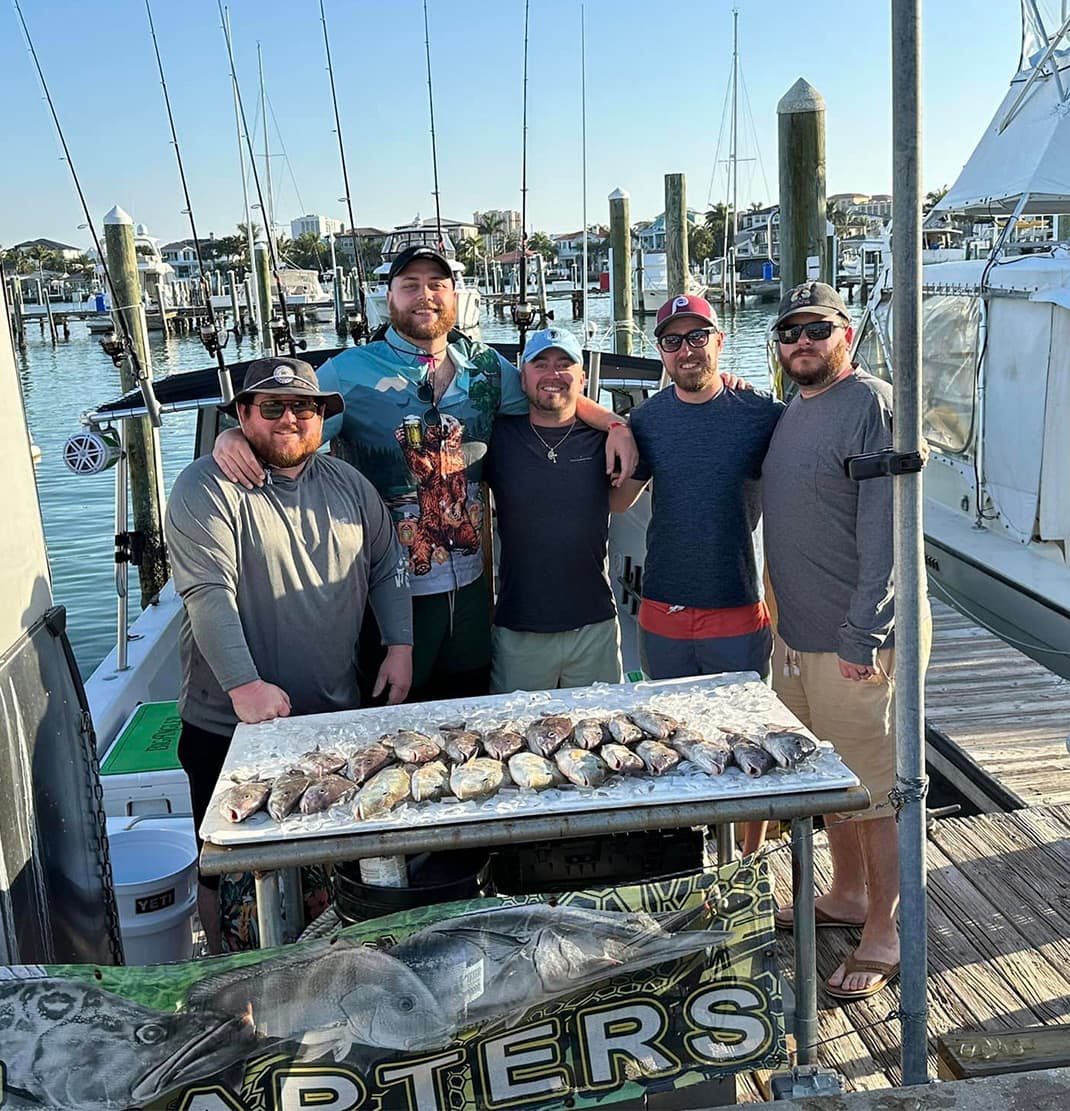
[
  {"left": 290, "top": 214, "right": 345, "bottom": 240},
  {"left": 553, "top": 227, "right": 607, "bottom": 275},
  {"left": 473, "top": 209, "right": 522, "bottom": 235},
  {"left": 11, "top": 237, "right": 83, "bottom": 261},
  {"left": 734, "top": 205, "right": 780, "bottom": 261},
  {"left": 333, "top": 226, "right": 391, "bottom": 270},
  {"left": 161, "top": 239, "right": 201, "bottom": 281},
  {"left": 636, "top": 209, "right": 702, "bottom": 253}
]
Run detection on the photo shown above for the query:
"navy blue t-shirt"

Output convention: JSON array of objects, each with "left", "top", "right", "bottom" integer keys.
[
  {"left": 630, "top": 384, "right": 785, "bottom": 609},
  {"left": 485, "top": 416, "right": 616, "bottom": 632}
]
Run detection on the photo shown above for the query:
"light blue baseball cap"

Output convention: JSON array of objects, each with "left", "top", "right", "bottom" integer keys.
[{"left": 521, "top": 326, "right": 584, "bottom": 366}]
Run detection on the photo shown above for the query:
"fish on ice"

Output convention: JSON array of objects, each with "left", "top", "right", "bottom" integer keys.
[
  {"left": 356, "top": 766, "right": 412, "bottom": 820},
  {"left": 554, "top": 747, "right": 609, "bottom": 788},
  {"left": 218, "top": 780, "right": 270, "bottom": 823}
]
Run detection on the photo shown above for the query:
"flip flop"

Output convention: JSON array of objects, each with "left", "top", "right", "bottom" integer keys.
[
  {"left": 825, "top": 955, "right": 900, "bottom": 1000},
  {"left": 773, "top": 905, "right": 866, "bottom": 930}
]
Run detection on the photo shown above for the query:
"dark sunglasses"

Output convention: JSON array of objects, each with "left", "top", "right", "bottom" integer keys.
[
  {"left": 255, "top": 398, "right": 324, "bottom": 421},
  {"left": 657, "top": 328, "right": 717, "bottom": 353},
  {"left": 776, "top": 320, "right": 839, "bottom": 344}
]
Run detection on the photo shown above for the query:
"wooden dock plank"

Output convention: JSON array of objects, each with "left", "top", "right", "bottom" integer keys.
[{"left": 925, "top": 598, "right": 1070, "bottom": 807}]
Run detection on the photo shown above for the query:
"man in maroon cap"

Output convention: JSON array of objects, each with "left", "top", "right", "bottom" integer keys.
[{"left": 613, "top": 294, "right": 784, "bottom": 688}]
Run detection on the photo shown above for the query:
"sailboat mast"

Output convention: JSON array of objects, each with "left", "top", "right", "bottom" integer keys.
[
  {"left": 729, "top": 6, "right": 739, "bottom": 303},
  {"left": 422, "top": 0, "right": 445, "bottom": 248},
  {"left": 581, "top": 2, "right": 589, "bottom": 337},
  {"left": 258, "top": 43, "right": 275, "bottom": 253}
]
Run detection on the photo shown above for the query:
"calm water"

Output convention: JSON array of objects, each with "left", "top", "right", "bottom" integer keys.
[{"left": 17, "top": 292, "right": 783, "bottom": 675}]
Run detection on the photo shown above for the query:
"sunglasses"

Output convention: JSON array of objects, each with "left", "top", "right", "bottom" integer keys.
[
  {"left": 657, "top": 328, "right": 717, "bottom": 353},
  {"left": 255, "top": 399, "right": 324, "bottom": 421},
  {"left": 776, "top": 320, "right": 839, "bottom": 344}
]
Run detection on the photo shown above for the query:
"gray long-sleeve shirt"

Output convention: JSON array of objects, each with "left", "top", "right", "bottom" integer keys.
[
  {"left": 166, "top": 453, "right": 411, "bottom": 734},
  {"left": 761, "top": 370, "right": 895, "bottom": 666}
]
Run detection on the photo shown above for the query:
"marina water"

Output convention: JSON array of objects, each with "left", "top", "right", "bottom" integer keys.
[{"left": 18, "top": 293, "right": 785, "bottom": 675}]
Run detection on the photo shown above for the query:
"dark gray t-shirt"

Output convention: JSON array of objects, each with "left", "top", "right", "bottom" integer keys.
[
  {"left": 761, "top": 370, "right": 895, "bottom": 664},
  {"left": 166, "top": 452, "right": 412, "bottom": 734},
  {"left": 485, "top": 415, "right": 615, "bottom": 633},
  {"left": 631, "top": 384, "right": 785, "bottom": 609}
]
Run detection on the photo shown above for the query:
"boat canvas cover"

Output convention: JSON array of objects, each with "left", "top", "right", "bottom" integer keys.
[{"left": 936, "top": 1, "right": 1070, "bottom": 215}]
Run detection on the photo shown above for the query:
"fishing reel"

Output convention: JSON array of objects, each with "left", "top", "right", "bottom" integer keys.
[
  {"left": 199, "top": 321, "right": 229, "bottom": 358},
  {"left": 511, "top": 300, "right": 536, "bottom": 331},
  {"left": 98, "top": 330, "right": 127, "bottom": 368},
  {"left": 269, "top": 318, "right": 307, "bottom": 356},
  {"left": 346, "top": 309, "right": 367, "bottom": 345},
  {"left": 63, "top": 425, "right": 122, "bottom": 475}
]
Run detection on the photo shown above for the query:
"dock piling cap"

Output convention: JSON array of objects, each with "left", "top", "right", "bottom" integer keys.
[
  {"left": 609, "top": 188, "right": 630, "bottom": 201},
  {"left": 778, "top": 78, "right": 826, "bottom": 115},
  {"left": 104, "top": 205, "right": 133, "bottom": 226}
]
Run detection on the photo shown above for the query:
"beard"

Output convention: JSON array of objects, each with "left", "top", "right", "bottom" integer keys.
[
  {"left": 782, "top": 338, "right": 851, "bottom": 389},
  {"left": 668, "top": 358, "right": 719, "bottom": 395},
  {"left": 527, "top": 378, "right": 579, "bottom": 414},
  {"left": 391, "top": 298, "right": 457, "bottom": 341},
  {"left": 244, "top": 421, "right": 323, "bottom": 469}
]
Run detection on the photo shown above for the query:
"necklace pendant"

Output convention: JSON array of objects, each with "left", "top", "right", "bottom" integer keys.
[{"left": 547, "top": 448, "right": 557, "bottom": 462}]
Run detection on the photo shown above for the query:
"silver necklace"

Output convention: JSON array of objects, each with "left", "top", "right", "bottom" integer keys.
[{"left": 529, "top": 419, "right": 577, "bottom": 462}]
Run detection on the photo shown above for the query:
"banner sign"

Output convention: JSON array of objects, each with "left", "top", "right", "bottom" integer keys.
[{"left": 0, "top": 859, "right": 783, "bottom": 1110}]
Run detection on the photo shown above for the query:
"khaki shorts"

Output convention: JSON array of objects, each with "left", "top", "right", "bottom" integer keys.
[
  {"left": 771, "top": 624, "right": 931, "bottom": 821},
  {"left": 491, "top": 618, "right": 622, "bottom": 694}
]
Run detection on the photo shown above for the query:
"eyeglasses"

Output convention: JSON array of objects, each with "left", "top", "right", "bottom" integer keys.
[
  {"left": 776, "top": 320, "right": 839, "bottom": 345},
  {"left": 657, "top": 328, "right": 717, "bottom": 353},
  {"left": 255, "top": 398, "right": 324, "bottom": 421}
]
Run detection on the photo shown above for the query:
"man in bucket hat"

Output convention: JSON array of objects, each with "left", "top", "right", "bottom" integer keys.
[
  {"left": 212, "top": 247, "right": 637, "bottom": 704},
  {"left": 167, "top": 355, "right": 412, "bottom": 951}
]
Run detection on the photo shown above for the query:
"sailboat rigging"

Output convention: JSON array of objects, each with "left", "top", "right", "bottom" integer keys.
[
  {"left": 511, "top": 0, "right": 536, "bottom": 347},
  {"left": 145, "top": 0, "right": 234, "bottom": 404},
  {"left": 422, "top": 0, "right": 445, "bottom": 251},
  {"left": 319, "top": 0, "right": 368, "bottom": 341}
]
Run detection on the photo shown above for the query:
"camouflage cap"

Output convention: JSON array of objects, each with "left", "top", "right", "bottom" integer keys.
[{"left": 772, "top": 281, "right": 850, "bottom": 331}]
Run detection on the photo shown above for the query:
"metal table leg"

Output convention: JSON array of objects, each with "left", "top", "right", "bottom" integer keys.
[
  {"left": 791, "top": 816, "right": 817, "bottom": 1066},
  {"left": 255, "top": 870, "right": 285, "bottom": 948},
  {"left": 716, "top": 823, "right": 736, "bottom": 865},
  {"left": 279, "top": 867, "right": 303, "bottom": 944}
]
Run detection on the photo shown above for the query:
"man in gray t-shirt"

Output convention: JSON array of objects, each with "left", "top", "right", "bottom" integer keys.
[{"left": 166, "top": 356, "right": 412, "bottom": 951}]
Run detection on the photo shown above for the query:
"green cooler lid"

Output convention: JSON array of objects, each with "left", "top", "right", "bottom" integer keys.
[{"left": 100, "top": 701, "right": 182, "bottom": 776}]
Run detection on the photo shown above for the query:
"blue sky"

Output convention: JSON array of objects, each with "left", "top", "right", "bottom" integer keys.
[{"left": 0, "top": 0, "right": 1022, "bottom": 249}]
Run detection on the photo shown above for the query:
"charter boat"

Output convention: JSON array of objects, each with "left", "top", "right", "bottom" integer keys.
[{"left": 851, "top": 0, "right": 1070, "bottom": 679}]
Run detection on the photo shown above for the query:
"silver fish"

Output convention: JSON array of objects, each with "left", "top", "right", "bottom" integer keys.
[
  {"left": 601, "top": 742, "right": 646, "bottom": 774},
  {"left": 0, "top": 976, "right": 254, "bottom": 1111},
  {"left": 389, "top": 904, "right": 729, "bottom": 1044},
  {"left": 390, "top": 730, "right": 442, "bottom": 764},
  {"left": 300, "top": 773, "right": 357, "bottom": 814},
  {"left": 449, "top": 757, "right": 506, "bottom": 801},
  {"left": 218, "top": 780, "right": 270, "bottom": 823},
  {"left": 357, "top": 766, "right": 412, "bottom": 819},
  {"left": 761, "top": 728, "right": 818, "bottom": 770},
  {"left": 482, "top": 729, "right": 525, "bottom": 761},
  {"left": 442, "top": 729, "right": 483, "bottom": 763},
  {"left": 348, "top": 742, "right": 393, "bottom": 786},
  {"left": 628, "top": 707, "right": 678, "bottom": 739},
  {"left": 606, "top": 715, "right": 644, "bottom": 744},
  {"left": 732, "top": 741, "right": 775, "bottom": 777},
  {"left": 682, "top": 740, "right": 732, "bottom": 777},
  {"left": 524, "top": 715, "right": 574, "bottom": 758},
  {"left": 555, "top": 746, "right": 609, "bottom": 788},
  {"left": 294, "top": 748, "right": 348, "bottom": 776},
  {"left": 267, "top": 771, "right": 311, "bottom": 821},
  {"left": 411, "top": 759, "right": 451, "bottom": 803},
  {"left": 508, "top": 751, "right": 562, "bottom": 790},
  {"left": 572, "top": 718, "right": 608, "bottom": 749},
  {"left": 186, "top": 938, "right": 449, "bottom": 1060},
  {"left": 635, "top": 739, "right": 681, "bottom": 776}
]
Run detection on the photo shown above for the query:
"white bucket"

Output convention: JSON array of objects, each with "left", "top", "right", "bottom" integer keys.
[{"left": 108, "top": 826, "right": 198, "bottom": 965}]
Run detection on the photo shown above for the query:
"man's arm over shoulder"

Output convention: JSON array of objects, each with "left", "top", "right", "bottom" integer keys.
[
  {"left": 840, "top": 386, "right": 895, "bottom": 666},
  {"left": 165, "top": 464, "right": 259, "bottom": 693}
]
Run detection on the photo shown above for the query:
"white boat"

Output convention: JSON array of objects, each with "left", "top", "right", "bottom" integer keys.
[
  {"left": 365, "top": 221, "right": 481, "bottom": 332},
  {"left": 852, "top": 0, "right": 1070, "bottom": 678}
]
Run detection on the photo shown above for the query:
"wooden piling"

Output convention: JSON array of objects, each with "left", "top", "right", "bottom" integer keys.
[
  {"left": 42, "top": 282, "right": 58, "bottom": 345},
  {"left": 333, "top": 266, "right": 346, "bottom": 334},
  {"left": 609, "top": 187, "right": 633, "bottom": 356},
  {"left": 228, "top": 271, "right": 243, "bottom": 339},
  {"left": 103, "top": 205, "right": 170, "bottom": 607},
  {"left": 154, "top": 286, "right": 172, "bottom": 337},
  {"left": 777, "top": 78, "right": 828, "bottom": 294},
  {"left": 665, "top": 173, "right": 689, "bottom": 298},
  {"left": 9, "top": 277, "right": 26, "bottom": 350}
]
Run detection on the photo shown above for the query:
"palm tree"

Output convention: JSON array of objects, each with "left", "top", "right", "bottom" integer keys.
[
  {"left": 923, "top": 185, "right": 949, "bottom": 215},
  {"left": 477, "top": 213, "right": 505, "bottom": 257}
]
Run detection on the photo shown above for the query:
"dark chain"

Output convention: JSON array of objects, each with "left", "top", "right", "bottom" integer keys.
[{"left": 81, "top": 708, "right": 125, "bottom": 966}]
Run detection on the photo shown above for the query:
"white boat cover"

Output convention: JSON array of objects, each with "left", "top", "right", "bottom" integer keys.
[{"left": 936, "top": 1, "right": 1070, "bottom": 215}]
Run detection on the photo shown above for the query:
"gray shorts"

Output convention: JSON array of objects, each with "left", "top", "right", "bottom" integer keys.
[{"left": 638, "top": 624, "right": 773, "bottom": 683}]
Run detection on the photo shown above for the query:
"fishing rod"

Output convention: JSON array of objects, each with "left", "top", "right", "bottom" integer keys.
[
  {"left": 422, "top": 0, "right": 445, "bottom": 251},
  {"left": 511, "top": 0, "right": 535, "bottom": 349},
  {"left": 217, "top": 0, "right": 303, "bottom": 359},
  {"left": 12, "top": 0, "right": 162, "bottom": 426},
  {"left": 319, "top": 0, "right": 368, "bottom": 343},
  {"left": 145, "top": 0, "right": 233, "bottom": 404}
]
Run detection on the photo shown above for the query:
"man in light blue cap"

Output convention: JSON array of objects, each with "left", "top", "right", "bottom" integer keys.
[{"left": 484, "top": 326, "right": 631, "bottom": 691}]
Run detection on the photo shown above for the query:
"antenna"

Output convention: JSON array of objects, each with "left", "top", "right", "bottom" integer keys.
[
  {"left": 581, "top": 2, "right": 589, "bottom": 338},
  {"left": 145, "top": 0, "right": 233, "bottom": 403},
  {"left": 422, "top": 0, "right": 444, "bottom": 249},
  {"left": 511, "top": 0, "right": 536, "bottom": 346}
]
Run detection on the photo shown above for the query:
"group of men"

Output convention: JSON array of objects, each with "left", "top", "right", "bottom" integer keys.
[{"left": 168, "top": 243, "right": 920, "bottom": 1000}]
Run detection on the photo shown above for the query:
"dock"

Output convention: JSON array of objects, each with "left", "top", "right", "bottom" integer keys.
[{"left": 730, "top": 593, "right": 1070, "bottom": 1102}]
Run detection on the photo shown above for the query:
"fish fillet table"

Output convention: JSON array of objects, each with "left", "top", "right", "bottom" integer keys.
[{"left": 199, "top": 673, "right": 864, "bottom": 854}]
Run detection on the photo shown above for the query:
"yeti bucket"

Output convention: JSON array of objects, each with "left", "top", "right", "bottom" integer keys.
[{"left": 108, "top": 826, "right": 198, "bottom": 965}]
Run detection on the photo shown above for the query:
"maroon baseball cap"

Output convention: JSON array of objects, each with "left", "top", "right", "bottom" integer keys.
[{"left": 654, "top": 294, "right": 721, "bottom": 336}]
